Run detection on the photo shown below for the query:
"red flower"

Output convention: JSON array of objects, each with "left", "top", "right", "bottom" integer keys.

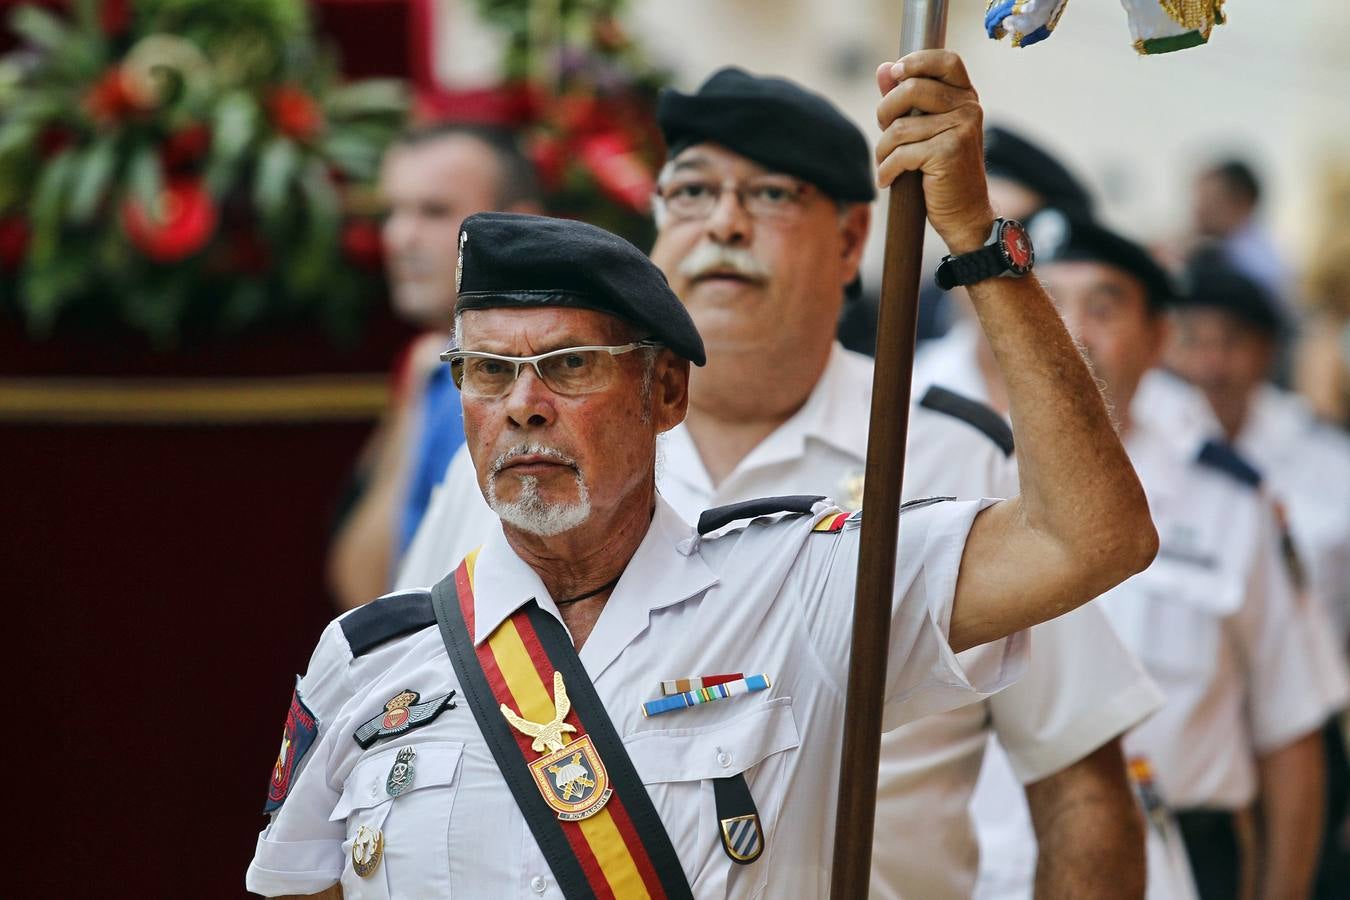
[
  {"left": 0, "top": 217, "right": 29, "bottom": 271},
  {"left": 528, "top": 135, "right": 566, "bottom": 192},
  {"left": 161, "top": 124, "right": 212, "bottom": 172},
  {"left": 120, "top": 178, "right": 219, "bottom": 262},
  {"left": 268, "top": 86, "right": 324, "bottom": 141},
  {"left": 84, "top": 68, "right": 141, "bottom": 125},
  {"left": 576, "top": 132, "right": 654, "bottom": 214},
  {"left": 341, "top": 219, "right": 383, "bottom": 271}
]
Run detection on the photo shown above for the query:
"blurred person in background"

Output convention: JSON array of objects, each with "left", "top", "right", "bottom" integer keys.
[
  {"left": 956, "top": 209, "right": 1333, "bottom": 900},
  {"left": 1191, "top": 159, "right": 1292, "bottom": 316},
  {"left": 327, "top": 123, "right": 542, "bottom": 611},
  {"left": 1167, "top": 251, "right": 1350, "bottom": 898},
  {"left": 399, "top": 62, "right": 1160, "bottom": 899}
]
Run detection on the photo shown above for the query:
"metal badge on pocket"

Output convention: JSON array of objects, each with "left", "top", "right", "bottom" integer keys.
[
  {"left": 386, "top": 746, "right": 417, "bottom": 797},
  {"left": 714, "top": 774, "right": 764, "bottom": 864}
]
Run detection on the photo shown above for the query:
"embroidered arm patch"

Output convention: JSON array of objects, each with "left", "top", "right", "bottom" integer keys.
[{"left": 264, "top": 679, "right": 319, "bottom": 814}]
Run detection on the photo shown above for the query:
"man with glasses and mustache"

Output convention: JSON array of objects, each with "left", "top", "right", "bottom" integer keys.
[{"left": 398, "top": 62, "right": 1162, "bottom": 898}]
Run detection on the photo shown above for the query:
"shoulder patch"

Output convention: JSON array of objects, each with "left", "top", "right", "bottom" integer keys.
[
  {"left": 340, "top": 589, "right": 436, "bottom": 658},
  {"left": 696, "top": 494, "right": 826, "bottom": 536},
  {"left": 264, "top": 679, "right": 318, "bottom": 814},
  {"left": 1195, "top": 439, "right": 1262, "bottom": 489},
  {"left": 919, "top": 385, "right": 1014, "bottom": 458}
]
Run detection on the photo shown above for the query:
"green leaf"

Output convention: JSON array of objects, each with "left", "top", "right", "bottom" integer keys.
[
  {"left": 324, "top": 79, "right": 409, "bottom": 119},
  {"left": 317, "top": 132, "right": 381, "bottom": 182},
  {"left": 28, "top": 148, "right": 77, "bottom": 264},
  {"left": 288, "top": 161, "right": 340, "bottom": 295},
  {"left": 126, "top": 143, "right": 164, "bottom": 219},
  {"left": 205, "top": 90, "right": 260, "bottom": 193},
  {"left": 8, "top": 6, "right": 73, "bottom": 53},
  {"left": 67, "top": 136, "right": 118, "bottom": 224},
  {"left": 253, "top": 136, "right": 300, "bottom": 227}
]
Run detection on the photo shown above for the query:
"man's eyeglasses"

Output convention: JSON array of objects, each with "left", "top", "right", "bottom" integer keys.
[
  {"left": 440, "top": 341, "right": 661, "bottom": 399},
  {"left": 653, "top": 174, "right": 814, "bottom": 222}
]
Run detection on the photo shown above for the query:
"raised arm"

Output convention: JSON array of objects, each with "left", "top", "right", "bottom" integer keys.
[{"left": 874, "top": 51, "right": 1156, "bottom": 652}]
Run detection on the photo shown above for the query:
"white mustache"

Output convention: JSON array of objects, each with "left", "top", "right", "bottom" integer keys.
[
  {"left": 489, "top": 442, "right": 578, "bottom": 477},
  {"left": 677, "top": 243, "right": 770, "bottom": 283}
]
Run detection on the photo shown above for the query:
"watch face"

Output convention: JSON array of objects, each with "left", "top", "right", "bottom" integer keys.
[{"left": 999, "top": 219, "right": 1034, "bottom": 273}]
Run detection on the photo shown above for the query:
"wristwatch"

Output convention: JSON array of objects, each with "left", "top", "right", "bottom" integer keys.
[{"left": 934, "top": 217, "right": 1035, "bottom": 290}]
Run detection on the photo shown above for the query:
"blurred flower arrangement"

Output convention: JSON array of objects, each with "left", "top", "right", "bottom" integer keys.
[
  {"left": 460, "top": 0, "right": 668, "bottom": 249},
  {"left": 0, "top": 0, "right": 407, "bottom": 346}
]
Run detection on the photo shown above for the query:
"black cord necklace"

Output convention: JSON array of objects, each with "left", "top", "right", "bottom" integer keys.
[{"left": 555, "top": 574, "right": 622, "bottom": 606}]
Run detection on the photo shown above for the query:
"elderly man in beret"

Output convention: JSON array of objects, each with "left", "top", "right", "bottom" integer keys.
[
  {"left": 399, "top": 59, "right": 1160, "bottom": 898},
  {"left": 248, "top": 51, "right": 1156, "bottom": 897}
]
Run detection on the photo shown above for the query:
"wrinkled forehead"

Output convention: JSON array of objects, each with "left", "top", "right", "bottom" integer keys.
[
  {"left": 663, "top": 142, "right": 781, "bottom": 181},
  {"left": 457, "top": 306, "right": 636, "bottom": 352}
]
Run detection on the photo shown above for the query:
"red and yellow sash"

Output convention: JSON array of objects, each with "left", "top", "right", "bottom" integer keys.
[{"left": 433, "top": 552, "right": 692, "bottom": 900}]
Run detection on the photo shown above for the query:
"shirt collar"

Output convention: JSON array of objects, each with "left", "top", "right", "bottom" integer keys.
[
  {"left": 468, "top": 496, "right": 718, "bottom": 679},
  {"left": 659, "top": 342, "right": 873, "bottom": 501}
]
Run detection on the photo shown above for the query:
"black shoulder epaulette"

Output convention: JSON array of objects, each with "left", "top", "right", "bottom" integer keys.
[
  {"left": 341, "top": 589, "right": 436, "bottom": 657},
  {"left": 696, "top": 494, "right": 825, "bottom": 536},
  {"left": 902, "top": 496, "right": 956, "bottom": 512},
  {"left": 1195, "top": 439, "right": 1262, "bottom": 489},
  {"left": 919, "top": 385, "right": 1014, "bottom": 458}
]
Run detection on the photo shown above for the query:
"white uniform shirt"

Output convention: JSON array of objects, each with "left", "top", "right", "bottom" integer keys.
[
  {"left": 247, "top": 495, "right": 1024, "bottom": 898},
  {"left": 1103, "top": 374, "right": 1329, "bottom": 810},
  {"left": 399, "top": 342, "right": 1160, "bottom": 899},
  {"left": 1235, "top": 383, "right": 1350, "bottom": 652}
]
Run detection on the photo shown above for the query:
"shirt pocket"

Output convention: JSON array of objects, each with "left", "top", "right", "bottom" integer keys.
[
  {"left": 1122, "top": 559, "right": 1239, "bottom": 683},
  {"left": 331, "top": 740, "right": 465, "bottom": 900},
  {"left": 624, "top": 697, "right": 800, "bottom": 897}
]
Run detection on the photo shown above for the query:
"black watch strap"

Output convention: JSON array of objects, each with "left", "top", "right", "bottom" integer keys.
[{"left": 935, "top": 244, "right": 1007, "bottom": 290}]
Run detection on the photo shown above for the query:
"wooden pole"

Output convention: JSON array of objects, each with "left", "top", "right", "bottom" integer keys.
[{"left": 829, "top": 2, "right": 948, "bottom": 896}]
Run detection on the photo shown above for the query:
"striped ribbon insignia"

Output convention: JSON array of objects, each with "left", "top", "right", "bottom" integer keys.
[
  {"left": 432, "top": 553, "right": 693, "bottom": 900},
  {"left": 812, "top": 512, "right": 850, "bottom": 533}
]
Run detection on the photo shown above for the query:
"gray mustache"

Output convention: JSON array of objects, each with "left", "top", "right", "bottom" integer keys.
[{"left": 678, "top": 243, "right": 771, "bottom": 282}]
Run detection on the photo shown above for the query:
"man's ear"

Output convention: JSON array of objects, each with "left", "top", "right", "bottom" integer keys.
[
  {"left": 840, "top": 203, "right": 871, "bottom": 285},
  {"left": 653, "top": 353, "right": 690, "bottom": 433}
]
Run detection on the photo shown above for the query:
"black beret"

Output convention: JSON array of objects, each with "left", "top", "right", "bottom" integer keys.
[
  {"left": 1178, "top": 248, "right": 1286, "bottom": 334},
  {"left": 453, "top": 212, "right": 705, "bottom": 365},
  {"left": 1027, "top": 207, "right": 1178, "bottom": 311},
  {"left": 984, "top": 125, "right": 1094, "bottom": 222},
  {"left": 657, "top": 67, "right": 876, "bottom": 203}
]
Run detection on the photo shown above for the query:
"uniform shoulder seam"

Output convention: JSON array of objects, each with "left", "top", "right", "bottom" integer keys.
[
  {"left": 339, "top": 589, "right": 437, "bottom": 658},
  {"left": 919, "top": 385, "right": 1014, "bottom": 458}
]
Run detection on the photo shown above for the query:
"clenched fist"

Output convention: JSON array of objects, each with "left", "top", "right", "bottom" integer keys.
[{"left": 875, "top": 51, "right": 997, "bottom": 254}]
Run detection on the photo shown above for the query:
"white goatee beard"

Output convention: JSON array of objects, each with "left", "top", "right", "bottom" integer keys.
[{"left": 485, "top": 444, "right": 592, "bottom": 537}]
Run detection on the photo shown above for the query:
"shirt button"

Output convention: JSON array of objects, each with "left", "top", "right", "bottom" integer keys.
[
  {"left": 716, "top": 749, "right": 731, "bottom": 768},
  {"left": 530, "top": 875, "right": 548, "bottom": 893}
]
